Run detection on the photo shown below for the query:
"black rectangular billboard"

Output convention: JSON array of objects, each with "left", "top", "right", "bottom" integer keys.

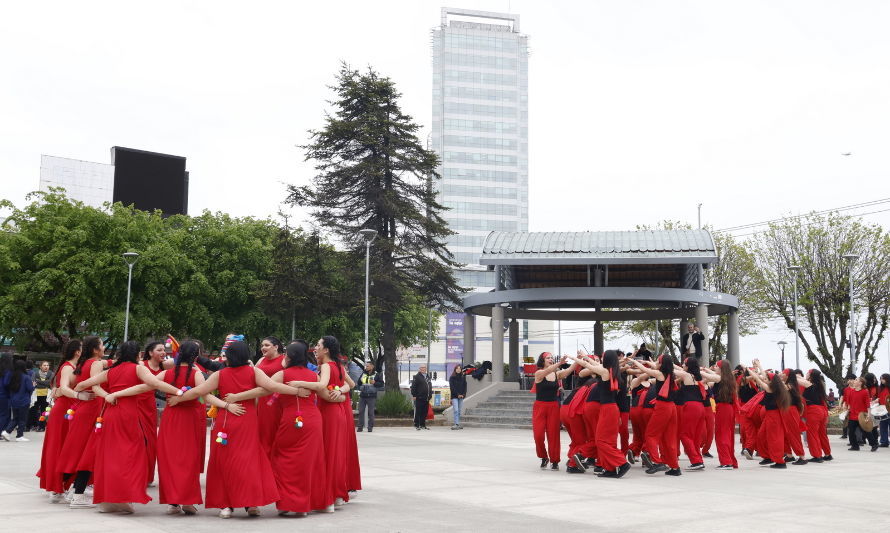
[{"left": 111, "top": 146, "right": 188, "bottom": 215}]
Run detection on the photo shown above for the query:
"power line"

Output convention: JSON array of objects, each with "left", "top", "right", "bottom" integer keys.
[
  {"left": 713, "top": 197, "right": 890, "bottom": 234},
  {"left": 728, "top": 207, "right": 890, "bottom": 238}
]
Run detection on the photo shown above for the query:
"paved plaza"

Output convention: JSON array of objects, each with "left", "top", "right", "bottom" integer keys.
[{"left": 2, "top": 427, "right": 889, "bottom": 532}]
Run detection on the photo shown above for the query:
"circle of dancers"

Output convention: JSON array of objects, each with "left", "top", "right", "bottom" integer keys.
[
  {"left": 532, "top": 349, "right": 888, "bottom": 477},
  {"left": 35, "top": 334, "right": 361, "bottom": 517}
]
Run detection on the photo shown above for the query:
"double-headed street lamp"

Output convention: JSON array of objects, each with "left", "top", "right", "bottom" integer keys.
[
  {"left": 788, "top": 264, "right": 801, "bottom": 369},
  {"left": 122, "top": 252, "right": 139, "bottom": 343},
  {"left": 842, "top": 253, "right": 859, "bottom": 369},
  {"left": 358, "top": 229, "right": 378, "bottom": 359},
  {"left": 777, "top": 340, "right": 787, "bottom": 370}
]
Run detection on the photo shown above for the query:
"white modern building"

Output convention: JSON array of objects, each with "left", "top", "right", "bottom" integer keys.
[
  {"left": 39, "top": 155, "right": 114, "bottom": 208},
  {"left": 405, "top": 7, "right": 551, "bottom": 380}
]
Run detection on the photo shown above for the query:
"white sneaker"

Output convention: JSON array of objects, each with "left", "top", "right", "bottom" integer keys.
[
  {"left": 0, "top": 430, "right": 11, "bottom": 441},
  {"left": 15, "top": 436, "right": 29, "bottom": 442},
  {"left": 63, "top": 487, "right": 75, "bottom": 503},
  {"left": 119, "top": 503, "right": 134, "bottom": 514},
  {"left": 246, "top": 507, "right": 260, "bottom": 517},
  {"left": 319, "top": 504, "right": 335, "bottom": 513},
  {"left": 166, "top": 505, "right": 182, "bottom": 515},
  {"left": 182, "top": 505, "right": 197, "bottom": 515},
  {"left": 69, "top": 493, "right": 96, "bottom": 509},
  {"left": 98, "top": 502, "right": 119, "bottom": 513},
  {"left": 334, "top": 497, "right": 346, "bottom": 507},
  {"left": 219, "top": 508, "right": 233, "bottom": 519},
  {"left": 48, "top": 492, "right": 64, "bottom": 504}
]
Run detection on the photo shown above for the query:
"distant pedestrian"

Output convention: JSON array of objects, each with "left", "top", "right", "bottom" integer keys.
[
  {"left": 31, "top": 361, "right": 54, "bottom": 431},
  {"left": 411, "top": 365, "right": 432, "bottom": 430},
  {"left": 681, "top": 324, "right": 705, "bottom": 358},
  {"left": 356, "top": 361, "right": 383, "bottom": 432},
  {"left": 0, "top": 353, "right": 12, "bottom": 433},
  {"left": 449, "top": 365, "right": 467, "bottom": 430},
  {"left": 1, "top": 359, "right": 36, "bottom": 441}
]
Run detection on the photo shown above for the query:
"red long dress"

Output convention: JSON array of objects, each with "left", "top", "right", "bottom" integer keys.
[
  {"left": 60, "top": 359, "right": 104, "bottom": 476},
  {"left": 139, "top": 360, "right": 162, "bottom": 484},
  {"left": 204, "top": 366, "right": 280, "bottom": 509},
  {"left": 318, "top": 362, "right": 350, "bottom": 503},
  {"left": 93, "top": 362, "right": 153, "bottom": 504},
  {"left": 256, "top": 355, "right": 284, "bottom": 458},
  {"left": 271, "top": 366, "right": 331, "bottom": 512},
  {"left": 157, "top": 368, "right": 205, "bottom": 505},
  {"left": 344, "top": 383, "right": 362, "bottom": 493},
  {"left": 37, "top": 362, "right": 75, "bottom": 493}
]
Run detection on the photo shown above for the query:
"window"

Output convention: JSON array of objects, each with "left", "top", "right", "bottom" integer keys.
[
  {"left": 444, "top": 118, "right": 518, "bottom": 135},
  {"left": 442, "top": 70, "right": 517, "bottom": 86},
  {"left": 446, "top": 218, "right": 518, "bottom": 231},
  {"left": 444, "top": 200, "right": 518, "bottom": 216},
  {"left": 444, "top": 86, "right": 517, "bottom": 102},
  {"left": 444, "top": 151, "right": 517, "bottom": 167},
  {"left": 444, "top": 102, "right": 517, "bottom": 118},
  {"left": 444, "top": 52, "right": 518, "bottom": 70},
  {"left": 443, "top": 167, "right": 518, "bottom": 183},
  {"left": 443, "top": 184, "right": 517, "bottom": 200},
  {"left": 444, "top": 135, "right": 517, "bottom": 150}
]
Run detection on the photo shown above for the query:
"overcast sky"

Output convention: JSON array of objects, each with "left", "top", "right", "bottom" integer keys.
[{"left": 2, "top": 1, "right": 888, "bottom": 381}]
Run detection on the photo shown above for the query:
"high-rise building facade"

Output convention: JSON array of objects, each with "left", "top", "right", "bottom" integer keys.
[{"left": 432, "top": 7, "right": 529, "bottom": 289}]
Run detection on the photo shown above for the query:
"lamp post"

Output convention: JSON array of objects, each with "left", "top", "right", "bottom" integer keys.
[
  {"left": 122, "top": 252, "right": 139, "bottom": 343},
  {"left": 842, "top": 253, "right": 859, "bottom": 370},
  {"left": 777, "top": 340, "right": 787, "bottom": 370},
  {"left": 358, "top": 229, "right": 378, "bottom": 360},
  {"left": 788, "top": 264, "right": 801, "bottom": 369}
]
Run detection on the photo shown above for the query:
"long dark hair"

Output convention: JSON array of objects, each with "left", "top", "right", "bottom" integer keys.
[
  {"left": 863, "top": 372, "right": 878, "bottom": 394},
  {"left": 880, "top": 373, "right": 890, "bottom": 392},
  {"left": 657, "top": 354, "right": 674, "bottom": 379},
  {"left": 224, "top": 341, "right": 251, "bottom": 368},
  {"left": 806, "top": 369, "right": 827, "bottom": 404},
  {"left": 6, "top": 359, "right": 27, "bottom": 394},
  {"left": 0, "top": 353, "right": 12, "bottom": 378},
  {"left": 110, "top": 341, "right": 141, "bottom": 369},
  {"left": 320, "top": 335, "right": 343, "bottom": 371},
  {"left": 284, "top": 340, "right": 310, "bottom": 368},
  {"left": 173, "top": 340, "right": 200, "bottom": 386},
  {"left": 770, "top": 373, "right": 791, "bottom": 411},
  {"left": 263, "top": 336, "right": 284, "bottom": 355},
  {"left": 602, "top": 350, "right": 620, "bottom": 380},
  {"left": 683, "top": 357, "right": 702, "bottom": 381},
  {"left": 57, "top": 339, "right": 82, "bottom": 375},
  {"left": 716, "top": 360, "right": 737, "bottom": 404},
  {"left": 535, "top": 351, "right": 553, "bottom": 369},
  {"left": 75, "top": 336, "right": 102, "bottom": 375},
  {"left": 142, "top": 341, "right": 164, "bottom": 362},
  {"left": 786, "top": 370, "right": 803, "bottom": 411}
]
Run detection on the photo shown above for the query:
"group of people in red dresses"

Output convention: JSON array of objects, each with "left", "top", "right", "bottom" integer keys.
[
  {"left": 532, "top": 348, "right": 849, "bottom": 477},
  {"left": 36, "top": 334, "right": 361, "bottom": 518}
]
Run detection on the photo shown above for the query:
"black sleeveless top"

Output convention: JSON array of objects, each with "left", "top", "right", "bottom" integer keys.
[
  {"left": 762, "top": 390, "right": 778, "bottom": 410},
  {"left": 654, "top": 379, "right": 675, "bottom": 403},
  {"left": 585, "top": 380, "right": 600, "bottom": 403},
  {"left": 598, "top": 376, "right": 616, "bottom": 404},
  {"left": 680, "top": 384, "right": 704, "bottom": 404},
  {"left": 643, "top": 381, "right": 658, "bottom": 408},
  {"left": 631, "top": 384, "right": 646, "bottom": 407},
  {"left": 802, "top": 385, "right": 824, "bottom": 406},
  {"left": 535, "top": 378, "right": 559, "bottom": 402},
  {"left": 738, "top": 382, "right": 757, "bottom": 403}
]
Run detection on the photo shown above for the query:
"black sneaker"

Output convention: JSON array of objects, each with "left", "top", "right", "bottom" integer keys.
[
  {"left": 566, "top": 465, "right": 586, "bottom": 474},
  {"left": 715, "top": 464, "right": 733, "bottom": 470},
  {"left": 368, "top": 428, "right": 372, "bottom": 432},
  {"left": 871, "top": 445, "right": 879, "bottom": 452},
  {"left": 770, "top": 462, "right": 787, "bottom": 469},
  {"left": 540, "top": 458, "right": 548, "bottom": 469},
  {"left": 702, "top": 452, "right": 714, "bottom": 459},
  {"left": 550, "top": 462, "right": 559, "bottom": 471},
  {"left": 592, "top": 465, "right": 604, "bottom": 474},
  {"left": 792, "top": 458, "right": 808, "bottom": 465},
  {"left": 357, "top": 428, "right": 363, "bottom": 432},
  {"left": 645, "top": 463, "right": 668, "bottom": 474},
  {"left": 616, "top": 462, "right": 631, "bottom": 478},
  {"left": 807, "top": 457, "right": 824, "bottom": 463},
  {"left": 823, "top": 454, "right": 834, "bottom": 461},
  {"left": 840, "top": 433, "right": 847, "bottom": 439},
  {"left": 665, "top": 468, "right": 682, "bottom": 476},
  {"left": 583, "top": 457, "right": 597, "bottom": 469},
  {"left": 416, "top": 427, "right": 421, "bottom": 431},
  {"left": 422, "top": 426, "right": 430, "bottom": 430},
  {"left": 848, "top": 446, "right": 860, "bottom": 451},
  {"left": 596, "top": 469, "right": 617, "bottom": 478},
  {"left": 640, "top": 452, "right": 654, "bottom": 469},
  {"left": 742, "top": 448, "right": 753, "bottom": 460},
  {"left": 758, "top": 459, "right": 775, "bottom": 467},
  {"left": 573, "top": 453, "right": 587, "bottom": 470},
  {"left": 783, "top": 455, "right": 795, "bottom": 463},
  {"left": 879, "top": 443, "right": 889, "bottom": 448},
  {"left": 626, "top": 450, "right": 635, "bottom": 464},
  {"left": 686, "top": 462, "right": 705, "bottom": 471}
]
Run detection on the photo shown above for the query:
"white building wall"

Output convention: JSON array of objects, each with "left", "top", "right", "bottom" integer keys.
[{"left": 39, "top": 155, "right": 113, "bottom": 208}]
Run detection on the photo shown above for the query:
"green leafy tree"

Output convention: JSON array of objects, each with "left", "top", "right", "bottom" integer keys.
[{"left": 288, "top": 65, "right": 461, "bottom": 391}]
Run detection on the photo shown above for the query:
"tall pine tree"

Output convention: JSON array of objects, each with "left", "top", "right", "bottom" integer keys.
[{"left": 288, "top": 65, "right": 461, "bottom": 391}]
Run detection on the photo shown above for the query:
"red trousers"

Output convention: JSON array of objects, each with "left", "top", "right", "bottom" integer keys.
[
  {"left": 758, "top": 410, "right": 785, "bottom": 463},
  {"left": 781, "top": 407, "right": 805, "bottom": 457},
  {"left": 715, "top": 403, "right": 738, "bottom": 467},
  {"left": 580, "top": 402, "right": 600, "bottom": 459},
  {"left": 804, "top": 404, "right": 831, "bottom": 458},
  {"left": 619, "top": 411, "right": 630, "bottom": 452},
  {"left": 680, "top": 401, "right": 705, "bottom": 464},
  {"left": 532, "top": 401, "right": 561, "bottom": 463},
  {"left": 644, "top": 401, "right": 679, "bottom": 469},
  {"left": 700, "top": 404, "right": 715, "bottom": 453},
  {"left": 738, "top": 407, "right": 758, "bottom": 450},
  {"left": 596, "top": 404, "right": 625, "bottom": 470},
  {"left": 560, "top": 404, "right": 588, "bottom": 466},
  {"left": 629, "top": 405, "right": 649, "bottom": 456}
]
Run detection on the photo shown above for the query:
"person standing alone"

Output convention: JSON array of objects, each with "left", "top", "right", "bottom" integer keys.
[
  {"left": 449, "top": 365, "right": 467, "bottom": 430},
  {"left": 411, "top": 365, "right": 432, "bottom": 430},
  {"left": 357, "top": 361, "right": 383, "bottom": 432}
]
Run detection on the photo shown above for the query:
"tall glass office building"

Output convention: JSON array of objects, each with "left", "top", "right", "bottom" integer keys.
[{"left": 432, "top": 7, "right": 529, "bottom": 289}]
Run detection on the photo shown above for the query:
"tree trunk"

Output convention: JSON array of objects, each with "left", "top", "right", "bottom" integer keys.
[{"left": 381, "top": 310, "right": 399, "bottom": 392}]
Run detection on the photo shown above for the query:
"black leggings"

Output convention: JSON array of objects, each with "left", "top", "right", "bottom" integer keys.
[
  {"left": 848, "top": 419, "right": 877, "bottom": 448},
  {"left": 73, "top": 471, "right": 91, "bottom": 494}
]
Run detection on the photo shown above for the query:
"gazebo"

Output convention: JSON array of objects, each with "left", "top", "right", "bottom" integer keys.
[{"left": 461, "top": 230, "right": 741, "bottom": 381}]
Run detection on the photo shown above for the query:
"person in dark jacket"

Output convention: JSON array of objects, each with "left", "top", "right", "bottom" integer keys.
[
  {"left": 31, "top": 361, "right": 54, "bottom": 431},
  {"left": 681, "top": 324, "right": 705, "bottom": 358},
  {"left": 411, "top": 365, "right": 432, "bottom": 430},
  {"left": 1, "top": 359, "right": 36, "bottom": 441},
  {"left": 356, "top": 361, "right": 384, "bottom": 432},
  {"left": 449, "top": 365, "right": 468, "bottom": 430},
  {"left": 0, "top": 353, "right": 12, "bottom": 434}
]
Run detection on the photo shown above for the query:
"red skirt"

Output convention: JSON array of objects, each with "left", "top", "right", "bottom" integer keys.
[
  {"left": 158, "top": 404, "right": 206, "bottom": 505},
  {"left": 60, "top": 397, "right": 103, "bottom": 474},
  {"left": 137, "top": 394, "right": 158, "bottom": 484},
  {"left": 37, "top": 395, "right": 74, "bottom": 493},
  {"left": 344, "top": 400, "right": 362, "bottom": 493},
  {"left": 257, "top": 396, "right": 282, "bottom": 458},
  {"left": 319, "top": 399, "right": 349, "bottom": 503},
  {"left": 93, "top": 397, "right": 152, "bottom": 504},
  {"left": 272, "top": 401, "right": 330, "bottom": 512}
]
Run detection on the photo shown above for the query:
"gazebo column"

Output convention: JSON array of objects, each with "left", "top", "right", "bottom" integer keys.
[
  {"left": 491, "top": 305, "right": 505, "bottom": 383},
  {"left": 508, "top": 319, "right": 519, "bottom": 381},
  {"left": 695, "top": 303, "right": 710, "bottom": 366},
  {"left": 463, "top": 313, "right": 475, "bottom": 365},
  {"left": 727, "top": 310, "right": 740, "bottom": 367},
  {"left": 594, "top": 321, "right": 604, "bottom": 354},
  {"left": 679, "top": 317, "right": 688, "bottom": 357}
]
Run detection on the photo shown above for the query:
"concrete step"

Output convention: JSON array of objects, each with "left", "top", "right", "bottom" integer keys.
[
  {"left": 466, "top": 408, "right": 533, "bottom": 417},
  {"left": 494, "top": 391, "right": 536, "bottom": 398},
  {"left": 475, "top": 400, "right": 535, "bottom": 409},
  {"left": 459, "top": 421, "right": 532, "bottom": 430},
  {"left": 461, "top": 415, "right": 533, "bottom": 425}
]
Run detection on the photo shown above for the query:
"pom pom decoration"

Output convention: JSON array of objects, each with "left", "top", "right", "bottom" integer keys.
[
  {"left": 39, "top": 409, "right": 50, "bottom": 422},
  {"left": 266, "top": 392, "right": 280, "bottom": 406},
  {"left": 206, "top": 405, "right": 218, "bottom": 419},
  {"left": 326, "top": 385, "right": 341, "bottom": 391},
  {"left": 294, "top": 411, "right": 304, "bottom": 429},
  {"left": 165, "top": 334, "right": 181, "bottom": 359},
  {"left": 65, "top": 408, "right": 75, "bottom": 421},
  {"left": 180, "top": 386, "right": 191, "bottom": 392},
  {"left": 219, "top": 334, "right": 244, "bottom": 358},
  {"left": 94, "top": 416, "right": 104, "bottom": 433},
  {"left": 215, "top": 430, "right": 229, "bottom": 446}
]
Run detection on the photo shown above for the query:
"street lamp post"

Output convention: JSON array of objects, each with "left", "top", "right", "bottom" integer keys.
[
  {"left": 777, "top": 340, "right": 787, "bottom": 370},
  {"left": 122, "top": 252, "right": 140, "bottom": 343},
  {"left": 788, "top": 264, "right": 801, "bottom": 369},
  {"left": 358, "top": 229, "right": 378, "bottom": 360},
  {"left": 842, "top": 253, "right": 859, "bottom": 370}
]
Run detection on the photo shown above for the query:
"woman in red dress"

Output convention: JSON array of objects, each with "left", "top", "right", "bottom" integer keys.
[
  {"left": 37, "top": 340, "right": 85, "bottom": 502},
  {"left": 701, "top": 360, "right": 738, "bottom": 469},
  {"left": 74, "top": 341, "right": 183, "bottom": 513},
  {"left": 799, "top": 369, "right": 832, "bottom": 462},
  {"left": 60, "top": 336, "right": 107, "bottom": 508},
  {"left": 255, "top": 336, "right": 285, "bottom": 458},
  {"left": 342, "top": 369, "right": 362, "bottom": 496},
  {"left": 314, "top": 336, "right": 355, "bottom": 507},
  {"left": 140, "top": 341, "right": 166, "bottom": 485},
  {"left": 156, "top": 340, "right": 240, "bottom": 515},
  {"left": 170, "top": 340, "right": 303, "bottom": 518}
]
